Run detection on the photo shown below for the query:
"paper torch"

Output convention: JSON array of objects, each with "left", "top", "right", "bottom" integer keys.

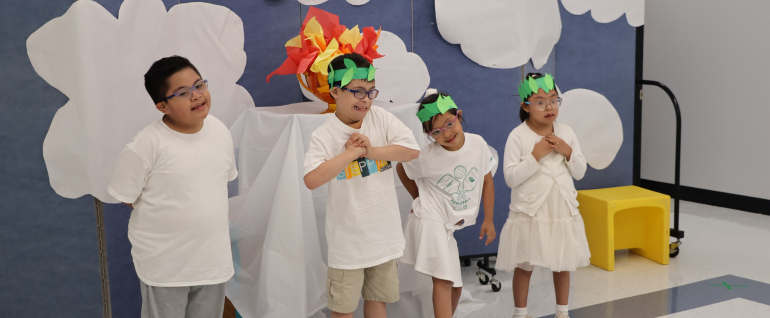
[{"left": 266, "top": 7, "right": 384, "bottom": 113}]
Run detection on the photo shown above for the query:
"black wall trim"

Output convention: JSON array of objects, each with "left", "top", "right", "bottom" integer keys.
[
  {"left": 640, "top": 179, "right": 770, "bottom": 215},
  {"left": 633, "top": 26, "right": 644, "bottom": 186}
]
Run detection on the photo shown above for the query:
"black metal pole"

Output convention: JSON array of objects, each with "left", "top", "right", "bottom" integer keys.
[
  {"left": 639, "top": 80, "right": 683, "bottom": 238},
  {"left": 633, "top": 26, "right": 644, "bottom": 186}
]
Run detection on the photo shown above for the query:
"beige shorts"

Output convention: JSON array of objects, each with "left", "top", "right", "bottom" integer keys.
[{"left": 326, "top": 258, "right": 400, "bottom": 313}]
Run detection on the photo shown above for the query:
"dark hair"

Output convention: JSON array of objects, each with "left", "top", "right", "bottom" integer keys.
[
  {"left": 144, "top": 56, "right": 202, "bottom": 104},
  {"left": 519, "top": 72, "right": 544, "bottom": 122},
  {"left": 327, "top": 53, "right": 372, "bottom": 88},
  {"left": 418, "top": 91, "right": 463, "bottom": 134}
]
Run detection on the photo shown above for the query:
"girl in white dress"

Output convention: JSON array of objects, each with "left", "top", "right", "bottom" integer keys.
[
  {"left": 397, "top": 89, "right": 497, "bottom": 318},
  {"left": 497, "top": 73, "right": 591, "bottom": 318}
]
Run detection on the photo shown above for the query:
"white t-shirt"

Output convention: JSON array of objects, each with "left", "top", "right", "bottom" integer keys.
[
  {"left": 107, "top": 115, "right": 237, "bottom": 287},
  {"left": 304, "top": 106, "right": 420, "bottom": 270},
  {"left": 402, "top": 133, "right": 496, "bottom": 228}
]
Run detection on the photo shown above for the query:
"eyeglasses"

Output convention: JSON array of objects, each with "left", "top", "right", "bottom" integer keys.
[
  {"left": 525, "top": 97, "right": 562, "bottom": 111},
  {"left": 166, "top": 80, "right": 208, "bottom": 100},
  {"left": 428, "top": 114, "right": 459, "bottom": 138},
  {"left": 342, "top": 87, "right": 379, "bottom": 99}
]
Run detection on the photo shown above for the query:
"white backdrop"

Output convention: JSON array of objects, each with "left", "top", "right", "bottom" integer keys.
[{"left": 641, "top": 0, "right": 770, "bottom": 200}]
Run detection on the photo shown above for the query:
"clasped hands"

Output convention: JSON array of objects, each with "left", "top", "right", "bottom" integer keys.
[
  {"left": 532, "top": 135, "right": 572, "bottom": 161},
  {"left": 345, "top": 133, "right": 372, "bottom": 158}
]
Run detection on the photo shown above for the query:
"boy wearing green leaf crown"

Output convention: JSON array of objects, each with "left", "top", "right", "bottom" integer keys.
[{"left": 303, "top": 53, "right": 420, "bottom": 317}]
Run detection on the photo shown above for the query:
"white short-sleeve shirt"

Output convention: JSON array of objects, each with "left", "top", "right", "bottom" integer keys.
[
  {"left": 402, "top": 133, "right": 496, "bottom": 228},
  {"left": 108, "top": 115, "right": 237, "bottom": 287},
  {"left": 303, "top": 106, "right": 420, "bottom": 270}
]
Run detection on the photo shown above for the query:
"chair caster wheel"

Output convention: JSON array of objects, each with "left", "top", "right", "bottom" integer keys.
[
  {"left": 491, "top": 279, "right": 501, "bottom": 292},
  {"left": 670, "top": 242, "right": 681, "bottom": 258},
  {"left": 476, "top": 271, "right": 489, "bottom": 285}
]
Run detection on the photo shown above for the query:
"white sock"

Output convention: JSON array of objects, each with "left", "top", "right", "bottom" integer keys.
[
  {"left": 513, "top": 307, "right": 528, "bottom": 318},
  {"left": 556, "top": 304, "right": 569, "bottom": 314}
]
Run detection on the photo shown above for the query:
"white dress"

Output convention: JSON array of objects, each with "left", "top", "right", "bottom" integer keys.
[
  {"left": 497, "top": 149, "right": 591, "bottom": 272},
  {"left": 400, "top": 133, "right": 497, "bottom": 287},
  {"left": 402, "top": 213, "right": 463, "bottom": 286}
]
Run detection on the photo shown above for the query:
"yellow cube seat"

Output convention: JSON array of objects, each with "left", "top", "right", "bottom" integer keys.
[{"left": 577, "top": 186, "right": 670, "bottom": 271}]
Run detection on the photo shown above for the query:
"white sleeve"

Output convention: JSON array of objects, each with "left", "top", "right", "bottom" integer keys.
[
  {"left": 565, "top": 127, "right": 587, "bottom": 180},
  {"left": 107, "top": 145, "right": 150, "bottom": 204},
  {"left": 481, "top": 138, "right": 497, "bottom": 175},
  {"left": 401, "top": 154, "right": 424, "bottom": 180},
  {"left": 384, "top": 110, "right": 420, "bottom": 151},
  {"left": 227, "top": 136, "right": 238, "bottom": 182},
  {"left": 503, "top": 132, "right": 540, "bottom": 189},
  {"left": 304, "top": 131, "right": 331, "bottom": 176}
]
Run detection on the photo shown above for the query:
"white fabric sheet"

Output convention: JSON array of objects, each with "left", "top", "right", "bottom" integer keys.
[{"left": 226, "top": 102, "right": 486, "bottom": 318}]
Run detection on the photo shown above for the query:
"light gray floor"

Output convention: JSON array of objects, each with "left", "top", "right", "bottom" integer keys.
[{"left": 457, "top": 199, "right": 770, "bottom": 318}]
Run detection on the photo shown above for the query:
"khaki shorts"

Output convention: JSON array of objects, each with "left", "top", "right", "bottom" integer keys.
[{"left": 326, "top": 259, "right": 400, "bottom": 313}]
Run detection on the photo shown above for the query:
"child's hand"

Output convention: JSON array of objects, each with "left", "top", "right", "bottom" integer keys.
[
  {"left": 479, "top": 220, "right": 496, "bottom": 245},
  {"left": 349, "top": 133, "right": 372, "bottom": 158},
  {"left": 345, "top": 140, "right": 366, "bottom": 157},
  {"left": 532, "top": 137, "right": 553, "bottom": 161},
  {"left": 544, "top": 135, "right": 572, "bottom": 159}
]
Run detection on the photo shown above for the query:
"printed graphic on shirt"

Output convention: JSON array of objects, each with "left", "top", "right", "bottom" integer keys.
[
  {"left": 336, "top": 158, "right": 392, "bottom": 180},
  {"left": 437, "top": 165, "right": 480, "bottom": 211}
]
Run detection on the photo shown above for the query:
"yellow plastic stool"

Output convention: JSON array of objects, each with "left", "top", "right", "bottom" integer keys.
[{"left": 577, "top": 186, "right": 670, "bottom": 271}]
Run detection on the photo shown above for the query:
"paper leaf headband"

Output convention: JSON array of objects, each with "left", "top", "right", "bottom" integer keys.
[
  {"left": 329, "top": 58, "right": 377, "bottom": 87},
  {"left": 517, "top": 73, "right": 556, "bottom": 103},
  {"left": 416, "top": 94, "right": 458, "bottom": 123}
]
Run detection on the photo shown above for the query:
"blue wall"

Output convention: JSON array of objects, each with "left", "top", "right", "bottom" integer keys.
[
  {"left": 0, "top": 0, "right": 635, "bottom": 317},
  {"left": 556, "top": 2, "right": 636, "bottom": 190},
  {"left": 1, "top": 1, "right": 101, "bottom": 317}
]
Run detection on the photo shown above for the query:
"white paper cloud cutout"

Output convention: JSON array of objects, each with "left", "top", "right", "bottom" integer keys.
[
  {"left": 561, "top": 0, "right": 644, "bottom": 27},
  {"left": 435, "top": 0, "right": 561, "bottom": 69},
  {"left": 27, "top": 0, "right": 255, "bottom": 204},
  {"left": 557, "top": 89, "right": 623, "bottom": 170},
  {"left": 301, "top": 31, "right": 430, "bottom": 104},
  {"left": 298, "top": 0, "right": 371, "bottom": 5}
]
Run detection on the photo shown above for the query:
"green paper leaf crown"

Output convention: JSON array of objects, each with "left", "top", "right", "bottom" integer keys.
[
  {"left": 517, "top": 73, "right": 556, "bottom": 103},
  {"left": 416, "top": 94, "right": 458, "bottom": 123},
  {"left": 328, "top": 58, "right": 377, "bottom": 88}
]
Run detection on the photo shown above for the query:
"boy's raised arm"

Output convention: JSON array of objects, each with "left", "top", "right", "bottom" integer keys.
[
  {"left": 304, "top": 142, "right": 366, "bottom": 190},
  {"left": 349, "top": 131, "right": 420, "bottom": 163},
  {"left": 366, "top": 145, "right": 420, "bottom": 162}
]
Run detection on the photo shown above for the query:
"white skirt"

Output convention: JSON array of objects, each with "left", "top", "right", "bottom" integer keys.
[
  {"left": 497, "top": 184, "right": 591, "bottom": 272},
  {"left": 401, "top": 213, "right": 463, "bottom": 287}
]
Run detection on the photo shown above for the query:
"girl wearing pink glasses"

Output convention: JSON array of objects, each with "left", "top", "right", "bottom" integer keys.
[
  {"left": 497, "top": 73, "right": 590, "bottom": 318},
  {"left": 396, "top": 89, "right": 497, "bottom": 318}
]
